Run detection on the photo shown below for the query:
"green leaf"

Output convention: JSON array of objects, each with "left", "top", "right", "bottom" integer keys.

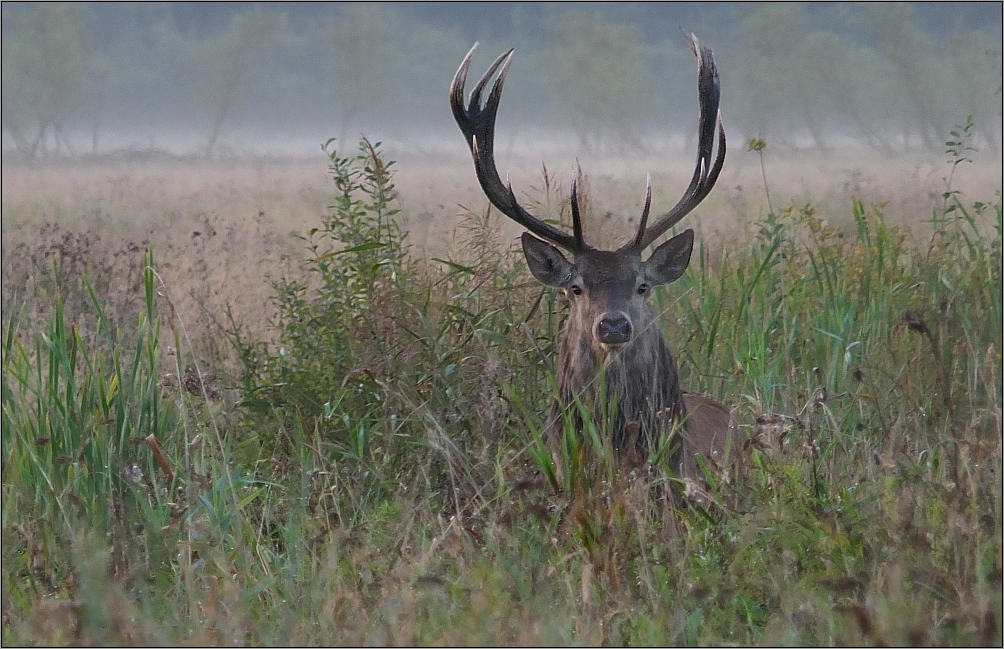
[
  {"left": 315, "top": 241, "right": 387, "bottom": 261},
  {"left": 432, "top": 258, "right": 476, "bottom": 275}
]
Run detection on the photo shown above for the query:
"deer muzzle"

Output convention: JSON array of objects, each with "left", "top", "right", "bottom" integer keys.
[{"left": 595, "top": 312, "right": 633, "bottom": 345}]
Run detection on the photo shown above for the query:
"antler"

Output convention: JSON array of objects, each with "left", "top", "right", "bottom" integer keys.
[
  {"left": 452, "top": 32, "right": 724, "bottom": 256},
  {"left": 627, "top": 31, "right": 726, "bottom": 252},
  {"left": 450, "top": 44, "right": 586, "bottom": 253}
]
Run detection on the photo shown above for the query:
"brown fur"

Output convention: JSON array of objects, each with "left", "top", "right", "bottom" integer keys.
[{"left": 679, "top": 394, "right": 744, "bottom": 484}]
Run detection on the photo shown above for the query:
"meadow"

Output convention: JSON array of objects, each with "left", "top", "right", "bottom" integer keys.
[{"left": 1, "top": 133, "right": 1001, "bottom": 645}]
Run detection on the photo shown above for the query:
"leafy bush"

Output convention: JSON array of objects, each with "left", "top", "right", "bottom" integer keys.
[{"left": 232, "top": 138, "right": 554, "bottom": 506}]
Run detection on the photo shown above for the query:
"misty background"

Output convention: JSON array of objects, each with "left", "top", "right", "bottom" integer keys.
[{"left": 2, "top": 2, "right": 1001, "bottom": 160}]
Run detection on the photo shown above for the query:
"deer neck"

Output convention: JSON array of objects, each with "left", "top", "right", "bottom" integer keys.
[{"left": 556, "top": 325, "right": 685, "bottom": 449}]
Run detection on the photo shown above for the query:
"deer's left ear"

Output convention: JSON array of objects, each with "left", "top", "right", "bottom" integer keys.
[
  {"left": 522, "top": 233, "right": 574, "bottom": 288},
  {"left": 644, "top": 229, "right": 694, "bottom": 286}
]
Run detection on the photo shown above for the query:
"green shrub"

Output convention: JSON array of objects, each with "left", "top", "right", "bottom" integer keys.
[{"left": 232, "top": 138, "right": 555, "bottom": 508}]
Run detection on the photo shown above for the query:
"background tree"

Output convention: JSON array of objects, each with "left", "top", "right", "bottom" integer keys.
[
  {"left": 731, "top": 4, "right": 854, "bottom": 153},
  {"left": 542, "top": 8, "right": 659, "bottom": 153},
  {"left": 851, "top": 3, "right": 956, "bottom": 151},
  {"left": 190, "top": 7, "right": 280, "bottom": 158},
  {"left": 1, "top": 3, "right": 90, "bottom": 158},
  {"left": 324, "top": 5, "right": 402, "bottom": 145},
  {"left": 827, "top": 39, "right": 905, "bottom": 157},
  {"left": 83, "top": 3, "right": 179, "bottom": 155},
  {"left": 947, "top": 28, "right": 1002, "bottom": 155}
]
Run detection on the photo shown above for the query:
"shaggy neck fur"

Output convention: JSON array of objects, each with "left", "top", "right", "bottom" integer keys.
[{"left": 554, "top": 316, "right": 686, "bottom": 455}]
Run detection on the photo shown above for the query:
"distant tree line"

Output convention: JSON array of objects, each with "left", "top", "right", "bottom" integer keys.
[{"left": 1, "top": 2, "right": 1000, "bottom": 158}]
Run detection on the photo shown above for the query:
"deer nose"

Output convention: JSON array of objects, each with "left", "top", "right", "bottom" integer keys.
[{"left": 596, "top": 313, "right": 633, "bottom": 345}]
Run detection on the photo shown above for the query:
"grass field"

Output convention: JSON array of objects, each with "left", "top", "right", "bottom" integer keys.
[{"left": 2, "top": 134, "right": 1001, "bottom": 645}]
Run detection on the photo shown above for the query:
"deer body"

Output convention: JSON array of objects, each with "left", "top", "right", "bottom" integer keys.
[{"left": 451, "top": 32, "right": 744, "bottom": 485}]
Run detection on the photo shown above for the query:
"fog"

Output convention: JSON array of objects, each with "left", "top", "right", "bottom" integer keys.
[{"left": 2, "top": 2, "right": 1001, "bottom": 159}]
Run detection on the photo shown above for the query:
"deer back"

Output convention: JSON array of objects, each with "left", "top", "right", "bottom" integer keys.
[{"left": 677, "top": 394, "right": 745, "bottom": 490}]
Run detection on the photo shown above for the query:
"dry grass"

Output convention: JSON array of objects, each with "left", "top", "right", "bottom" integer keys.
[
  {"left": 5, "top": 144, "right": 1000, "bottom": 244},
  {"left": 1, "top": 158, "right": 323, "bottom": 361}
]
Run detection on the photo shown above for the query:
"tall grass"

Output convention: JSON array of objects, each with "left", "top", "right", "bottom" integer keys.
[{"left": 2, "top": 134, "right": 1000, "bottom": 645}]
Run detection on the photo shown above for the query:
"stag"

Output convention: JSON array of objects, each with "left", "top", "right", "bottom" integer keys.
[{"left": 450, "top": 32, "right": 743, "bottom": 486}]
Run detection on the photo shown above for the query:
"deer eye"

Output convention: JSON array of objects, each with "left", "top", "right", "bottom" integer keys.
[
  {"left": 570, "top": 284, "right": 582, "bottom": 296},
  {"left": 637, "top": 283, "right": 648, "bottom": 295}
]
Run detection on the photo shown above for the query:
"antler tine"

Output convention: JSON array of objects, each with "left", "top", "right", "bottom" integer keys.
[
  {"left": 627, "top": 173, "right": 653, "bottom": 250},
  {"left": 450, "top": 44, "right": 582, "bottom": 252},
  {"left": 636, "top": 31, "right": 726, "bottom": 251},
  {"left": 449, "top": 44, "right": 478, "bottom": 135},
  {"left": 570, "top": 170, "right": 585, "bottom": 251}
]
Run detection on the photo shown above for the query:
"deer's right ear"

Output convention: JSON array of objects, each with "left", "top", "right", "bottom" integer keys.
[{"left": 522, "top": 233, "right": 573, "bottom": 287}]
